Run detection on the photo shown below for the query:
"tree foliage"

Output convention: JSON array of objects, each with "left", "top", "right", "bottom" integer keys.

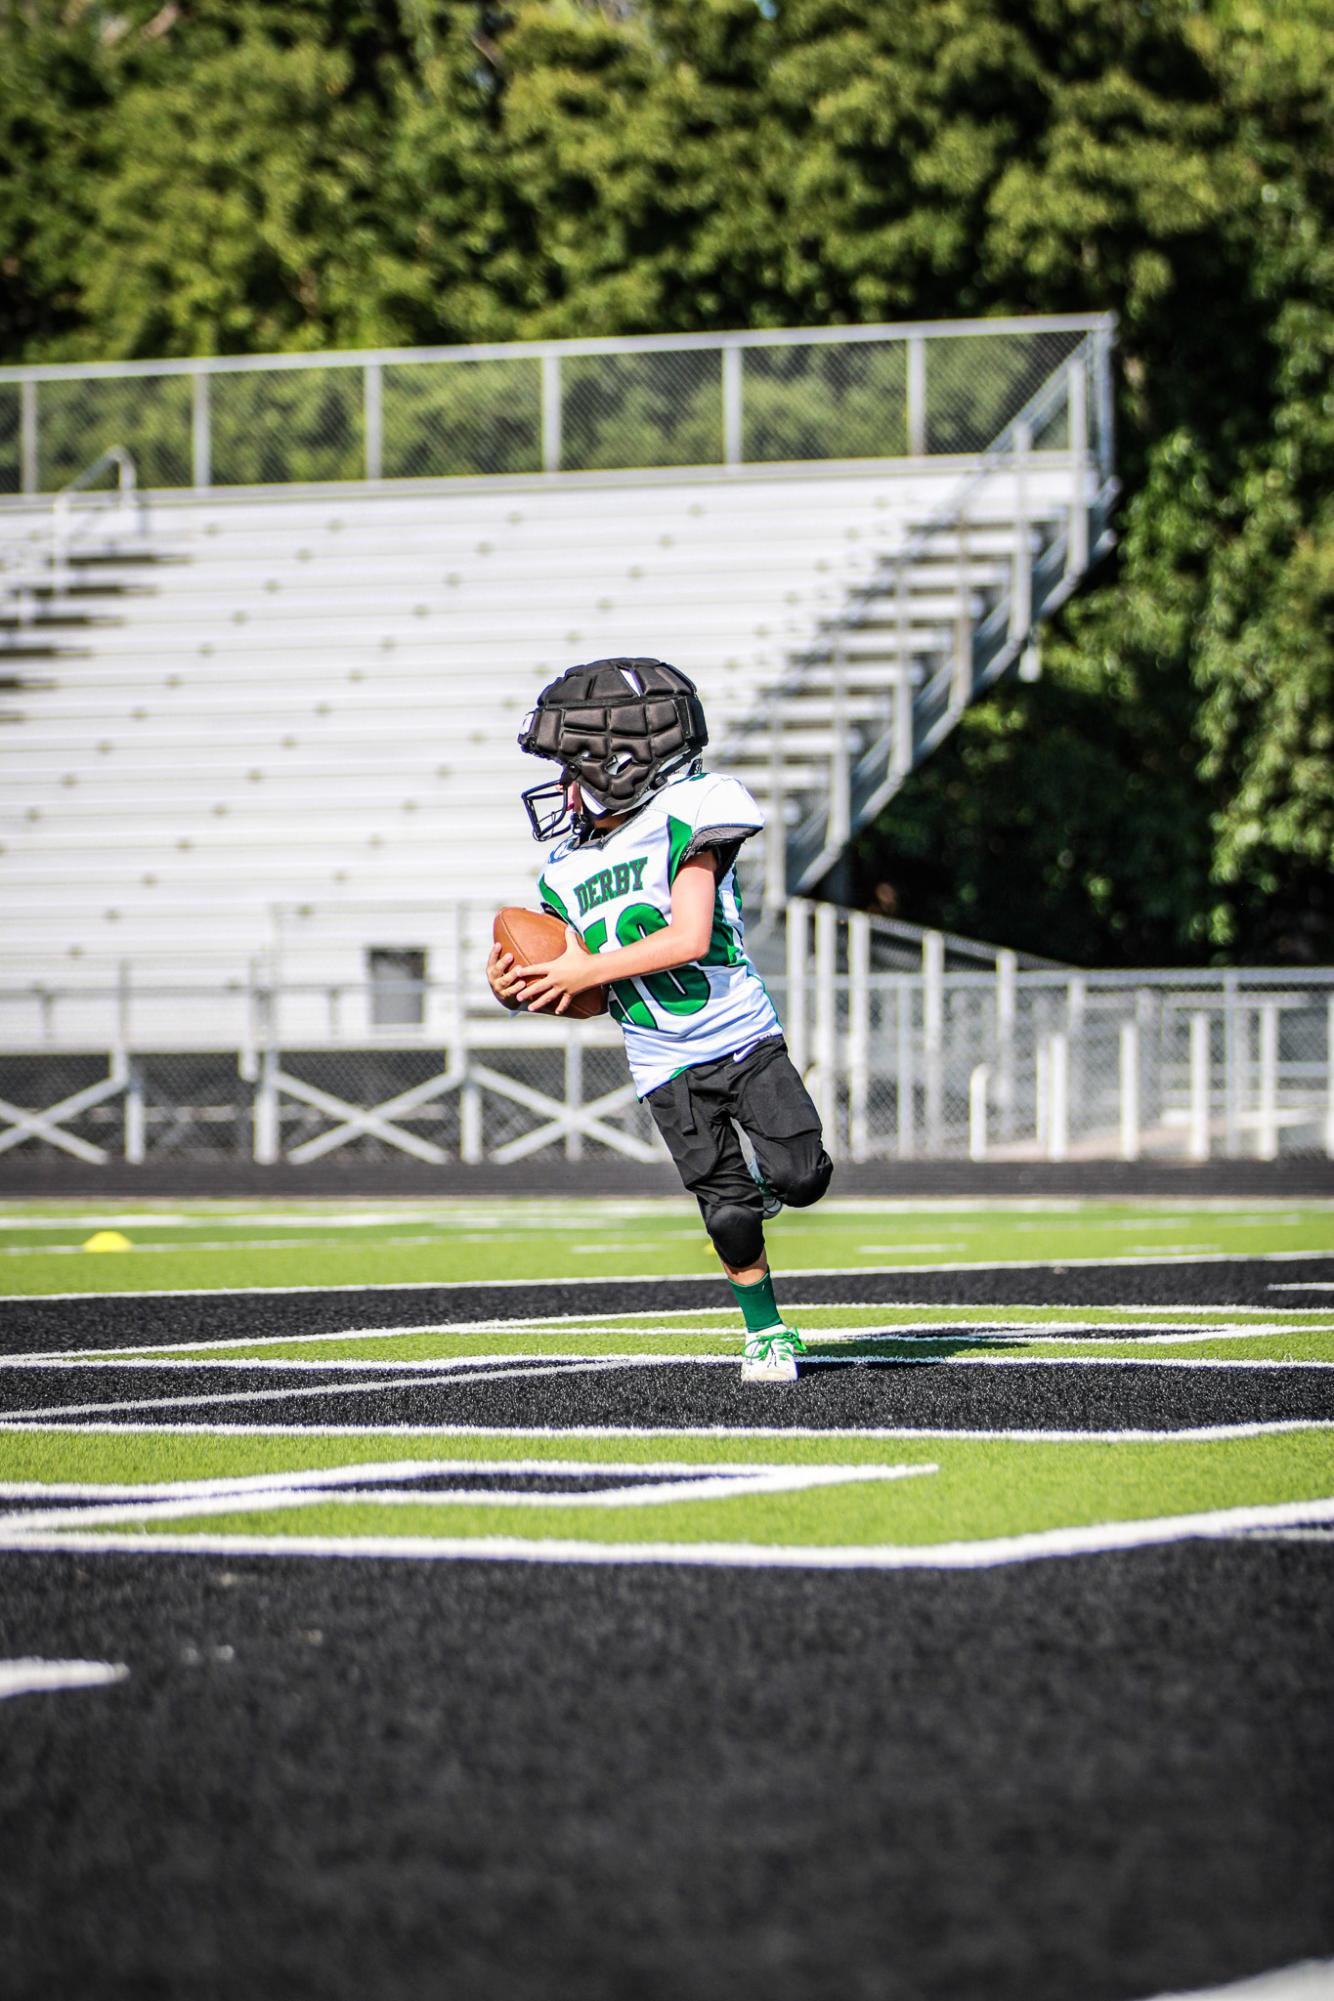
[{"left": 1, "top": 0, "right": 1330, "bottom": 961}]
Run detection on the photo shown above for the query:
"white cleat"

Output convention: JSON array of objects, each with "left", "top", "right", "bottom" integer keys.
[{"left": 740, "top": 1327, "right": 806, "bottom": 1384}]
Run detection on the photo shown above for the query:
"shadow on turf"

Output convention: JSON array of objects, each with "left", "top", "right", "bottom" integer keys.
[{"left": 800, "top": 1332, "right": 1025, "bottom": 1368}]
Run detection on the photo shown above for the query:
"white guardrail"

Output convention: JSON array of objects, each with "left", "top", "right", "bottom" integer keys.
[
  {"left": 0, "top": 315, "right": 1114, "bottom": 493},
  {"left": 1, "top": 907, "right": 1330, "bottom": 1166}
]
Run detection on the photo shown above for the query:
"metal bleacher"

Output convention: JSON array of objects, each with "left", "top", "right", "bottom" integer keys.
[{"left": 2, "top": 316, "right": 1117, "bottom": 1024}]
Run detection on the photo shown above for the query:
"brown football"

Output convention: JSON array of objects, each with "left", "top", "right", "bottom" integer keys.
[{"left": 492, "top": 907, "right": 609, "bottom": 1020}]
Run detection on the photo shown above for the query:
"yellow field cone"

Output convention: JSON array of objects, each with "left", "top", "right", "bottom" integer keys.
[{"left": 82, "top": 1230, "right": 133, "bottom": 1253}]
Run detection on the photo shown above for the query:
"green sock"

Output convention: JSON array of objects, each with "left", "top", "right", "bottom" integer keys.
[{"left": 729, "top": 1272, "right": 782, "bottom": 1335}]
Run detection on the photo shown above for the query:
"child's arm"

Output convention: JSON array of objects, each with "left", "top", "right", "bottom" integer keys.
[{"left": 517, "top": 855, "right": 718, "bottom": 1015}]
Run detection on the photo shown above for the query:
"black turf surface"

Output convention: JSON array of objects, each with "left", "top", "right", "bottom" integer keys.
[
  {"left": 2, "top": 1544, "right": 1331, "bottom": 2001},
  {"left": 5, "top": 1254, "right": 1333, "bottom": 1354},
  {"left": 4, "top": 1255, "right": 1333, "bottom": 1999},
  {"left": 5, "top": 1355, "right": 1334, "bottom": 1433}
]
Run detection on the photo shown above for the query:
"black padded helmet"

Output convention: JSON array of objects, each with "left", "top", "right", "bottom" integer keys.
[{"left": 517, "top": 657, "right": 708, "bottom": 841}]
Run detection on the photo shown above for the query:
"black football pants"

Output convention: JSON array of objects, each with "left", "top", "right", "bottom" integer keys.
[{"left": 645, "top": 1036, "right": 833, "bottom": 1269}]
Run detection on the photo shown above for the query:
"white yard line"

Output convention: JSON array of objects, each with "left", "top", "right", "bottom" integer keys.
[
  {"left": 15, "top": 1248, "right": 1334, "bottom": 1303},
  {"left": 0, "top": 1658, "right": 129, "bottom": 1700},
  {"left": 0, "top": 1355, "right": 673, "bottom": 1424},
  {"left": 5, "top": 1494, "right": 1334, "bottom": 1572},
  {"left": 26, "top": 1309, "right": 1334, "bottom": 1366},
  {"left": 1140, "top": 1956, "right": 1334, "bottom": 2000},
  {"left": 4, "top": 1343, "right": 1332, "bottom": 1385},
  {"left": 10, "top": 1320, "right": 1327, "bottom": 1369}
]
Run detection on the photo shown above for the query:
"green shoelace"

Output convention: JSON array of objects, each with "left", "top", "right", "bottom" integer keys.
[{"left": 744, "top": 1328, "right": 807, "bottom": 1360}]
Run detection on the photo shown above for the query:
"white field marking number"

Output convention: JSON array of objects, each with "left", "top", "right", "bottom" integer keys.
[{"left": 0, "top": 1459, "right": 938, "bottom": 1537}]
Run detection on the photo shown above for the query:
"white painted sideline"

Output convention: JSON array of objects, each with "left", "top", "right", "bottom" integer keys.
[
  {"left": 0, "top": 1658, "right": 128, "bottom": 1701},
  {"left": 1142, "top": 1958, "right": 1334, "bottom": 2000},
  {"left": 4, "top": 1494, "right": 1334, "bottom": 1573}
]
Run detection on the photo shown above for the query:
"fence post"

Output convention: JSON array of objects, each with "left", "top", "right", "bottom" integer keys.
[
  {"left": 253, "top": 1046, "right": 279, "bottom": 1164},
  {"left": 20, "top": 378, "right": 39, "bottom": 494},
  {"left": 847, "top": 911, "right": 870, "bottom": 1162},
  {"left": 1066, "top": 358, "right": 1089, "bottom": 576},
  {"left": 1223, "top": 972, "right": 1242, "bottom": 1157},
  {"left": 814, "top": 901, "right": 839, "bottom": 1141},
  {"left": 1066, "top": 974, "right": 1086, "bottom": 1152},
  {"left": 1326, "top": 996, "right": 1334, "bottom": 1161},
  {"left": 722, "top": 344, "right": 743, "bottom": 467},
  {"left": 896, "top": 977, "right": 915, "bottom": 1158},
  {"left": 923, "top": 929, "right": 944, "bottom": 1154},
  {"left": 969, "top": 1064, "right": 990, "bottom": 1161},
  {"left": 1009, "top": 418, "right": 1032, "bottom": 643},
  {"left": 1119, "top": 1018, "right": 1140, "bottom": 1161},
  {"left": 564, "top": 1030, "right": 584, "bottom": 1162},
  {"left": 1257, "top": 1002, "right": 1279, "bottom": 1160},
  {"left": 363, "top": 362, "right": 383, "bottom": 482},
  {"left": 1048, "top": 1032, "right": 1069, "bottom": 1161},
  {"left": 1189, "top": 1010, "right": 1211, "bottom": 1161},
  {"left": 541, "top": 353, "right": 562, "bottom": 473},
  {"left": 996, "top": 949, "right": 1017, "bottom": 1138},
  {"left": 786, "top": 899, "right": 809, "bottom": 1075},
  {"left": 1094, "top": 325, "right": 1116, "bottom": 485},
  {"left": 124, "top": 1058, "right": 146, "bottom": 1164},
  {"left": 906, "top": 336, "right": 926, "bottom": 456},
  {"left": 191, "top": 373, "right": 212, "bottom": 489}
]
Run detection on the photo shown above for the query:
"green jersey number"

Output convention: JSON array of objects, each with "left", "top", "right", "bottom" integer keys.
[{"left": 584, "top": 902, "right": 710, "bottom": 1023}]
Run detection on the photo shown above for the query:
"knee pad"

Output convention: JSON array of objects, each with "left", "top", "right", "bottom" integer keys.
[
  {"left": 701, "top": 1199, "right": 765, "bottom": 1270},
  {"left": 776, "top": 1148, "right": 833, "bottom": 1210}
]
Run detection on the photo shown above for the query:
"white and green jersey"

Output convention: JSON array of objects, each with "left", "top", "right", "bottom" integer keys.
[{"left": 537, "top": 769, "right": 779, "bottom": 1097}]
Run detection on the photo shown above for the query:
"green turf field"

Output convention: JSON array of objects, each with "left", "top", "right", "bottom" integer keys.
[
  {"left": 0, "top": 1196, "right": 1330, "bottom": 1294},
  {"left": 0, "top": 1192, "right": 1328, "bottom": 1568},
  {"left": 2, "top": 1195, "right": 1331, "bottom": 1567}
]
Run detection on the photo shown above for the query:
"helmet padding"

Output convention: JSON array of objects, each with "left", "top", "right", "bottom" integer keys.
[{"left": 518, "top": 657, "right": 708, "bottom": 840}]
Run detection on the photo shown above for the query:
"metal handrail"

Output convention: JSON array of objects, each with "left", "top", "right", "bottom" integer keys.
[
  {"left": 2, "top": 445, "right": 141, "bottom": 627},
  {"left": 0, "top": 313, "right": 1115, "bottom": 386},
  {"left": 723, "top": 330, "right": 1118, "bottom": 895},
  {"left": 51, "top": 445, "right": 141, "bottom": 576}
]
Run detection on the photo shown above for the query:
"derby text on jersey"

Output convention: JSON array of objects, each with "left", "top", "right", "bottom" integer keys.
[{"left": 536, "top": 770, "right": 778, "bottom": 1097}]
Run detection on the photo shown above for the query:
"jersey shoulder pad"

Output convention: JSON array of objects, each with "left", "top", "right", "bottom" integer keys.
[{"left": 684, "top": 768, "right": 764, "bottom": 833}]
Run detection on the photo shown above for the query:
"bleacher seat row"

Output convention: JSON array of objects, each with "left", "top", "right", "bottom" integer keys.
[{"left": 3, "top": 460, "right": 1076, "bottom": 998}]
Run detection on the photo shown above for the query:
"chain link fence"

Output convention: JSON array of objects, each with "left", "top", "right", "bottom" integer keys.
[
  {"left": 783, "top": 906, "right": 1334, "bottom": 1164},
  {"left": 2, "top": 958, "right": 1330, "bottom": 1171},
  {"left": 0, "top": 317, "right": 1110, "bottom": 496}
]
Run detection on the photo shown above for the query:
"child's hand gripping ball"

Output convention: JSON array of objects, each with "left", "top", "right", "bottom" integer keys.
[{"left": 491, "top": 908, "right": 609, "bottom": 1019}]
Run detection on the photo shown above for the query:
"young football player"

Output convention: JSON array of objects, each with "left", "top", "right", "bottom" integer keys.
[{"left": 486, "top": 657, "right": 832, "bottom": 1383}]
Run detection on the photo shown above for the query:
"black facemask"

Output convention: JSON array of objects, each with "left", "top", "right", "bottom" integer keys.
[{"left": 520, "top": 774, "right": 575, "bottom": 842}]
